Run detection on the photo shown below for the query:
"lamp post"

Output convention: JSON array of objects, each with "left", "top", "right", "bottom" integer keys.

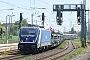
[
  {"left": 6, "top": 15, "right": 10, "bottom": 44},
  {"left": 6, "top": 14, "right": 15, "bottom": 44},
  {"left": 10, "top": 15, "right": 15, "bottom": 43}
]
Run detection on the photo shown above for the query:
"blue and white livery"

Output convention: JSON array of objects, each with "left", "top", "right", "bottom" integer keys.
[{"left": 18, "top": 27, "right": 52, "bottom": 53}]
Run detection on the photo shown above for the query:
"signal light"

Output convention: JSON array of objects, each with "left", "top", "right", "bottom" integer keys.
[
  {"left": 77, "top": 7, "right": 80, "bottom": 17},
  {"left": 78, "top": 18, "right": 80, "bottom": 22},
  {"left": 19, "top": 13, "right": 23, "bottom": 28},
  {"left": 56, "top": 9, "right": 63, "bottom": 25},
  {"left": 20, "top": 13, "right": 22, "bottom": 23},
  {"left": 60, "top": 13, "right": 62, "bottom": 17},
  {"left": 77, "top": 7, "right": 81, "bottom": 25},
  {"left": 77, "top": 17, "right": 81, "bottom": 25},
  {"left": 57, "top": 19, "right": 62, "bottom": 25},
  {"left": 77, "top": 17, "right": 80, "bottom": 22},
  {"left": 42, "top": 13, "right": 45, "bottom": 26},
  {"left": 42, "top": 13, "right": 44, "bottom": 21},
  {"left": 56, "top": 10, "right": 60, "bottom": 18}
]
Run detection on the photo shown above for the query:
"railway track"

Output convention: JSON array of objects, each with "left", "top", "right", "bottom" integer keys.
[
  {"left": 0, "top": 49, "right": 31, "bottom": 60},
  {"left": 0, "top": 54, "right": 32, "bottom": 60},
  {"left": 0, "top": 40, "right": 76, "bottom": 60},
  {"left": 37, "top": 40, "right": 76, "bottom": 60},
  {"left": 87, "top": 57, "right": 90, "bottom": 60},
  {"left": 0, "top": 49, "right": 18, "bottom": 55},
  {"left": 0, "top": 49, "right": 21, "bottom": 60},
  {"left": 0, "top": 44, "right": 18, "bottom": 55},
  {"left": 86, "top": 42, "right": 90, "bottom": 60},
  {"left": 0, "top": 44, "right": 19, "bottom": 60},
  {"left": 71, "top": 42, "right": 90, "bottom": 60},
  {"left": 19, "top": 40, "right": 72, "bottom": 60}
]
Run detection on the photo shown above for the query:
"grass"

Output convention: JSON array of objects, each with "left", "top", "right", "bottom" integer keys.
[
  {"left": 3, "top": 50, "right": 8, "bottom": 55},
  {"left": 64, "top": 47, "right": 85, "bottom": 60},
  {"left": 74, "top": 38, "right": 81, "bottom": 48},
  {"left": 58, "top": 40, "right": 67, "bottom": 49},
  {"left": 86, "top": 38, "right": 90, "bottom": 42},
  {"left": 63, "top": 38, "right": 86, "bottom": 60},
  {"left": 49, "top": 50, "right": 53, "bottom": 52}
]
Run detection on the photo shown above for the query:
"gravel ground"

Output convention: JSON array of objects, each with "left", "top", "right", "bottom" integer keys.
[{"left": 70, "top": 43, "right": 90, "bottom": 60}]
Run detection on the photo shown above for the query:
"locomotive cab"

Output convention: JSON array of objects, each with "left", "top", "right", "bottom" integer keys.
[{"left": 18, "top": 27, "right": 39, "bottom": 53}]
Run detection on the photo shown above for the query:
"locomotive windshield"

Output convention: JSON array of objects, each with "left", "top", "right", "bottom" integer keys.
[{"left": 20, "top": 28, "right": 36, "bottom": 35}]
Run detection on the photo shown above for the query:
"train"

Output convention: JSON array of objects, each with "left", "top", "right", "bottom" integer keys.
[
  {"left": 18, "top": 26, "right": 77, "bottom": 54},
  {"left": 63, "top": 33, "right": 78, "bottom": 40}
]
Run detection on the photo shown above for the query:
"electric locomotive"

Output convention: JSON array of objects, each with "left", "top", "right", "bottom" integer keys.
[{"left": 18, "top": 27, "right": 51, "bottom": 53}]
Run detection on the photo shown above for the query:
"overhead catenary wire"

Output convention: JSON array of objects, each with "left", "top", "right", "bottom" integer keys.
[
  {"left": 0, "top": 0, "right": 70, "bottom": 26},
  {"left": 37, "top": 0, "right": 52, "bottom": 7},
  {"left": 0, "top": 0, "right": 33, "bottom": 10}
]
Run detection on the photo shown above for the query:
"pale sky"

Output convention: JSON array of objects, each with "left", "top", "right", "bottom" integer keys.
[{"left": 0, "top": 0, "right": 90, "bottom": 32}]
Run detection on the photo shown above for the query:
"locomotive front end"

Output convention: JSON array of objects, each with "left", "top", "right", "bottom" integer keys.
[{"left": 18, "top": 27, "right": 39, "bottom": 53}]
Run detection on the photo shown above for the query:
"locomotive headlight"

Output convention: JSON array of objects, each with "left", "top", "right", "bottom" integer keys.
[
  {"left": 32, "top": 40, "right": 35, "bottom": 42},
  {"left": 20, "top": 40, "right": 23, "bottom": 42},
  {"left": 56, "top": 16, "right": 59, "bottom": 19}
]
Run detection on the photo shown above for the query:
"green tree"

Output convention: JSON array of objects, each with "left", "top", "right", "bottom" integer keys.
[
  {"left": 11, "top": 19, "right": 28, "bottom": 36},
  {"left": 14, "top": 19, "right": 28, "bottom": 27},
  {"left": 11, "top": 25, "right": 18, "bottom": 36},
  {"left": 22, "top": 20, "right": 28, "bottom": 26},
  {"left": 14, "top": 21, "right": 19, "bottom": 25}
]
